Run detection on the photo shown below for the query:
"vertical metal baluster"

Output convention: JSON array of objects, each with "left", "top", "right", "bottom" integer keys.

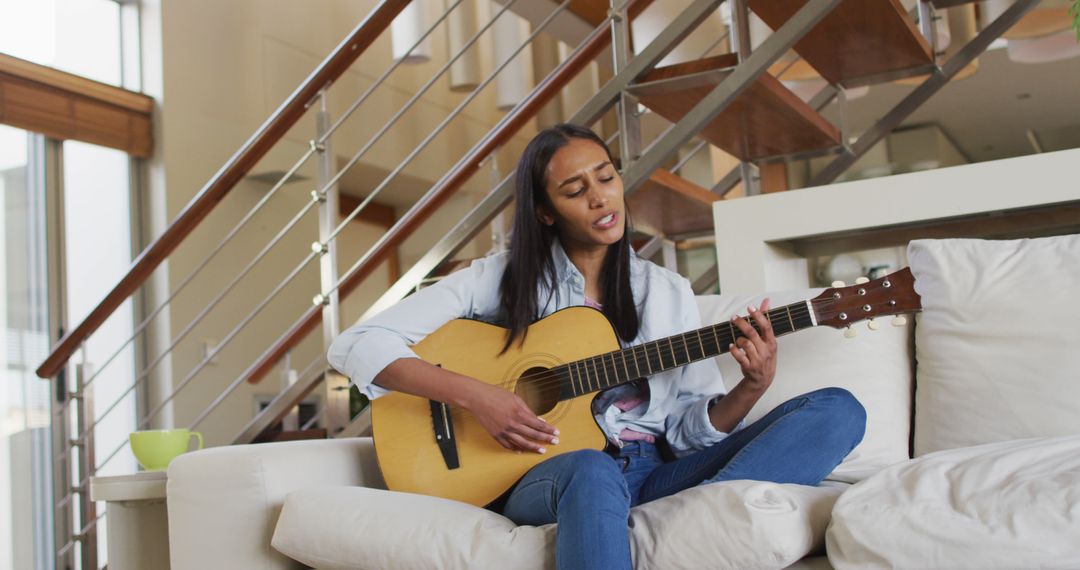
[
  {"left": 313, "top": 89, "right": 349, "bottom": 436},
  {"left": 282, "top": 350, "right": 300, "bottom": 432},
  {"left": 52, "top": 366, "right": 74, "bottom": 570},
  {"left": 74, "top": 350, "right": 98, "bottom": 569},
  {"left": 917, "top": 0, "right": 939, "bottom": 64},
  {"left": 730, "top": 0, "right": 759, "bottom": 196},
  {"left": 611, "top": 0, "right": 641, "bottom": 167}
]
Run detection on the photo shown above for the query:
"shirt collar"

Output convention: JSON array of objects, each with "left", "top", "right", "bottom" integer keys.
[{"left": 549, "top": 237, "right": 644, "bottom": 285}]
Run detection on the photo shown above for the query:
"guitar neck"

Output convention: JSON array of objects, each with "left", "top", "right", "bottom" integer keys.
[{"left": 556, "top": 300, "right": 817, "bottom": 400}]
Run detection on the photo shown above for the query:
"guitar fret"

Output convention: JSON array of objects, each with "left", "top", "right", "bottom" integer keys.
[
  {"left": 589, "top": 357, "right": 599, "bottom": 392},
  {"left": 575, "top": 360, "right": 584, "bottom": 396},
  {"left": 695, "top": 329, "right": 705, "bottom": 361},
  {"left": 619, "top": 349, "right": 630, "bottom": 384},
  {"left": 653, "top": 341, "right": 665, "bottom": 369},
  {"left": 632, "top": 345, "right": 643, "bottom": 378},
  {"left": 581, "top": 359, "right": 590, "bottom": 393},
  {"left": 601, "top": 353, "right": 611, "bottom": 389},
  {"left": 667, "top": 337, "right": 677, "bottom": 367},
  {"left": 643, "top": 343, "right": 653, "bottom": 374}
]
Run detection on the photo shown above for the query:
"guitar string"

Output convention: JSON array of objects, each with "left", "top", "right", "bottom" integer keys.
[
  {"left": 438, "top": 306, "right": 814, "bottom": 420},
  {"left": 523, "top": 304, "right": 808, "bottom": 389},
  {"left": 535, "top": 305, "right": 809, "bottom": 397},
  {"left": 500, "top": 304, "right": 815, "bottom": 400}
]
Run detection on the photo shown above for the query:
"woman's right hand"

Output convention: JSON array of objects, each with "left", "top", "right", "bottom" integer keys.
[{"left": 464, "top": 383, "right": 560, "bottom": 453}]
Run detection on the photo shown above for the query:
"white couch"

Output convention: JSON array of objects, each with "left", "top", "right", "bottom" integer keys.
[{"left": 166, "top": 236, "right": 1080, "bottom": 569}]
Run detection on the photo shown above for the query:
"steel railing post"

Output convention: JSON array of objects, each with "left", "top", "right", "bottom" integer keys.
[
  {"left": 313, "top": 90, "right": 349, "bottom": 437},
  {"left": 611, "top": 0, "right": 641, "bottom": 167},
  {"left": 73, "top": 356, "right": 98, "bottom": 569}
]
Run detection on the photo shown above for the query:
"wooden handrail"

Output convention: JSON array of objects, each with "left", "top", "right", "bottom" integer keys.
[
  {"left": 35, "top": 0, "right": 411, "bottom": 379},
  {"left": 240, "top": 0, "right": 651, "bottom": 385}
]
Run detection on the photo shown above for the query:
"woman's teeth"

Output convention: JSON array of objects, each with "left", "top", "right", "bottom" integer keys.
[{"left": 597, "top": 213, "right": 615, "bottom": 226}]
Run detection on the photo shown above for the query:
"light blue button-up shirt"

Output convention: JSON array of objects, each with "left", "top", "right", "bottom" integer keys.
[{"left": 328, "top": 240, "right": 740, "bottom": 456}]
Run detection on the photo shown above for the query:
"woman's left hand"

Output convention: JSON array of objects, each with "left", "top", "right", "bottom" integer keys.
[{"left": 729, "top": 298, "right": 778, "bottom": 393}]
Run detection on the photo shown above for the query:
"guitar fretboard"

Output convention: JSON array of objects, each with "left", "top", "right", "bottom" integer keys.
[{"left": 554, "top": 301, "right": 816, "bottom": 400}]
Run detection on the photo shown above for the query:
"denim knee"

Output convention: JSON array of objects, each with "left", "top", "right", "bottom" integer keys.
[
  {"left": 557, "top": 450, "right": 629, "bottom": 501},
  {"left": 803, "top": 387, "right": 867, "bottom": 449}
]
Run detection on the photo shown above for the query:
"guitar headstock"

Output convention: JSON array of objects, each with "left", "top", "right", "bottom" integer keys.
[{"left": 810, "top": 267, "right": 922, "bottom": 330}]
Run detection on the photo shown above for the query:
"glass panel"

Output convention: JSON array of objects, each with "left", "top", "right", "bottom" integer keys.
[
  {"left": 0, "top": 125, "right": 53, "bottom": 569},
  {"left": 0, "top": 0, "right": 122, "bottom": 86},
  {"left": 62, "top": 139, "right": 136, "bottom": 567}
]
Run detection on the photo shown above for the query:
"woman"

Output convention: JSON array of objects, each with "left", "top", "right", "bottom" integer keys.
[{"left": 329, "top": 124, "right": 866, "bottom": 569}]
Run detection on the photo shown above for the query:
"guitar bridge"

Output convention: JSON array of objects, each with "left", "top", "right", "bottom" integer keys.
[{"left": 429, "top": 399, "right": 460, "bottom": 470}]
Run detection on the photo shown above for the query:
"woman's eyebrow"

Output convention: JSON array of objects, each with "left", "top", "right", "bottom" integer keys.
[{"left": 557, "top": 161, "right": 612, "bottom": 188}]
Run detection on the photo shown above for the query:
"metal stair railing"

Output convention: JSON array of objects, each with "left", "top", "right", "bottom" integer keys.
[{"left": 43, "top": 1, "right": 663, "bottom": 564}]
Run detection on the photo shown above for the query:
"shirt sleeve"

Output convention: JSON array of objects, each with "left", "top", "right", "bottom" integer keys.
[
  {"left": 662, "top": 276, "right": 745, "bottom": 455},
  {"left": 327, "top": 254, "right": 504, "bottom": 400}
]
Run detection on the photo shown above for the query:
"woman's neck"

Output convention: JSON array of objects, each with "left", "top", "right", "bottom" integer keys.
[{"left": 563, "top": 241, "right": 608, "bottom": 301}]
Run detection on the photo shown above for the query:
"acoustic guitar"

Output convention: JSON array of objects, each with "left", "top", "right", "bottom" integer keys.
[{"left": 371, "top": 268, "right": 921, "bottom": 506}]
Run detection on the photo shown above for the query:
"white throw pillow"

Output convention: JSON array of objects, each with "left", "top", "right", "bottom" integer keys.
[
  {"left": 826, "top": 434, "right": 1080, "bottom": 569},
  {"left": 907, "top": 236, "right": 1080, "bottom": 456},
  {"left": 696, "top": 290, "right": 914, "bottom": 482},
  {"left": 271, "top": 480, "right": 846, "bottom": 570}
]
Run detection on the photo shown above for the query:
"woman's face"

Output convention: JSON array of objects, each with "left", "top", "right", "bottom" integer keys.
[{"left": 539, "top": 137, "right": 626, "bottom": 250}]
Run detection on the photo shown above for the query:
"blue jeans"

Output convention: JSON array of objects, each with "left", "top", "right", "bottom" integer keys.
[{"left": 499, "top": 387, "right": 866, "bottom": 570}]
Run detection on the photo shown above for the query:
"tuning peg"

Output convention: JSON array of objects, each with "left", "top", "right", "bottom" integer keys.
[
  {"left": 831, "top": 280, "right": 846, "bottom": 288},
  {"left": 843, "top": 326, "right": 857, "bottom": 339},
  {"left": 855, "top": 277, "right": 870, "bottom": 285},
  {"left": 892, "top": 315, "right": 907, "bottom": 326},
  {"left": 867, "top": 318, "right": 879, "bottom": 331}
]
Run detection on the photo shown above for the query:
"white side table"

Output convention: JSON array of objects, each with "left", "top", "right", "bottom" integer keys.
[{"left": 89, "top": 471, "right": 170, "bottom": 570}]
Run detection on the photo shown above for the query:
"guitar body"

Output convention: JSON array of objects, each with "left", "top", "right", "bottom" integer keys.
[{"left": 371, "top": 307, "right": 618, "bottom": 507}]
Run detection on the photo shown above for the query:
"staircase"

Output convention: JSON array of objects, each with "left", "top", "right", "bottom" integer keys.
[{"left": 35, "top": 0, "right": 1041, "bottom": 567}]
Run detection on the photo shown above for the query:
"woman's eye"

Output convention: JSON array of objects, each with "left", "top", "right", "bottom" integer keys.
[
  {"left": 570, "top": 188, "right": 586, "bottom": 197},
  {"left": 599, "top": 177, "right": 614, "bottom": 183}
]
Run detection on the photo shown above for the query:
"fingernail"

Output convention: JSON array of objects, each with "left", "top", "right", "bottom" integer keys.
[
  {"left": 551, "top": 438, "right": 560, "bottom": 444},
  {"left": 553, "top": 429, "right": 560, "bottom": 435},
  {"left": 749, "top": 305, "right": 757, "bottom": 312},
  {"left": 729, "top": 343, "right": 735, "bottom": 349},
  {"left": 538, "top": 447, "right": 547, "bottom": 454}
]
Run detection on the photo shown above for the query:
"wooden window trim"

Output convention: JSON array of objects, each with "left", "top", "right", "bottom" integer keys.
[{"left": 0, "top": 53, "right": 153, "bottom": 157}]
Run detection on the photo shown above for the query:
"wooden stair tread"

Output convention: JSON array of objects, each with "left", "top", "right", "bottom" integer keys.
[
  {"left": 628, "top": 169, "right": 720, "bottom": 237},
  {"left": 632, "top": 54, "right": 841, "bottom": 162},
  {"left": 748, "top": 0, "right": 933, "bottom": 85}
]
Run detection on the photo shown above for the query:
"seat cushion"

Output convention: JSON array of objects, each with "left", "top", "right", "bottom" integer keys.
[
  {"left": 907, "top": 236, "right": 1080, "bottom": 455},
  {"left": 826, "top": 434, "right": 1080, "bottom": 569},
  {"left": 271, "top": 480, "right": 846, "bottom": 570},
  {"left": 697, "top": 290, "right": 914, "bottom": 482}
]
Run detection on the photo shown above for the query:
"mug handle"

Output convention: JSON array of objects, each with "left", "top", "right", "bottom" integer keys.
[{"left": 189, "top": 431, "right": 204, "bottom": 451}]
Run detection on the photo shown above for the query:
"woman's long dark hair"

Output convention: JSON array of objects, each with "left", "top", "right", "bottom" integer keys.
[{"left": 499, "top": 123, "right": 639, "bottom": 353}]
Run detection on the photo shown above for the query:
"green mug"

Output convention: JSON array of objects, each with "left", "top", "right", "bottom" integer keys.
[{"left": 129, "top": 429, "right": 204, "bottom": 471}]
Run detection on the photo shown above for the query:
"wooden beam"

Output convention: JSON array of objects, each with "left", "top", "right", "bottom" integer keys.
[
  {"left": 337, "top": 193, "right": 400, "bottom": 284},
  {"left": 0, "top": 53, "right": 154, "bottom": 157},
  {"left": 338, "top": 194, "right": 396, "bottom": 228}
]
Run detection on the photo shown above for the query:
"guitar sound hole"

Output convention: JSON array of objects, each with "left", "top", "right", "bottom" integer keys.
[{"left": 514, "top": 367, "right": 560, "bottom": 416}]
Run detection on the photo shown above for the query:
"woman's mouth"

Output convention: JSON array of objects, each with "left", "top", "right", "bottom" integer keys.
[{"left": 594, "top": 212, "right": 618, "bottom": 229}]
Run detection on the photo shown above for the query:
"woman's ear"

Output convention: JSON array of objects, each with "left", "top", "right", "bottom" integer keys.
[{"left": 536, "top": 206, "right": 555, "bottom": 227}]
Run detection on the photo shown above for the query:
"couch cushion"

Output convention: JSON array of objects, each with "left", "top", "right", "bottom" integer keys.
[
  {"left": 826, "top": 434, "right": 1080, "bottom": 569},
  {"left": 697, "top": 290, "right": 913, "bottom": 482},
  {"left": 907, "top": 236, "right": 1080, "bottom": 455},
  {"left": 271, "top": 480, "right": 846, "bottom": 570}
]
